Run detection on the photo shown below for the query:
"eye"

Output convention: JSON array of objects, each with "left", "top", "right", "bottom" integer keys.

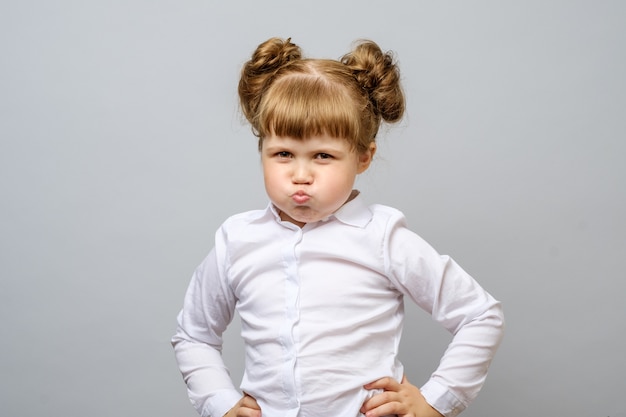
[
  {"left": 276, "top": 151, "right": 292, "bottom": 158},
  {"left": 315, "top": 153, "right": 333, "bottom": 160}
]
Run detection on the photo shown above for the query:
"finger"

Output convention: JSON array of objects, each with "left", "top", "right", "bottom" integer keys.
[
  {"left": 364, "top": 376, "right": 401, "bottom": 391},
  {"left": 361, "top": 389, "right": 399, "bottom": 413},
  {"left": 362, "top": 399, "right": 403, "bottom": 417},
  {"left": 236, "top": 407, "right": 262, "bottom": 417},
  {"left": 241, "top": 394, "right": 261, "bottom": 410}
]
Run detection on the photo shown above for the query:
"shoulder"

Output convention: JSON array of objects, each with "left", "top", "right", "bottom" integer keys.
[
  {"left": 223, "top": 207, "right": 268, "bottom": 226},
  {"left": 219, "top": 206, "right": 273, "bottom": 235},
  {"left": 343, "top": 201, "right": 416, "bottom": 252},
  {"left": 367, "top": 203, "right": 434, "bottom": 252},
  {"left": 215, "top": 205, "right": 287, "bottom": 250},
  {"left": 369, "top": 203, "right": 405, "bottom": 218},
  {"left": 367, "top": 203, "right": 409, "bottom": 229}
]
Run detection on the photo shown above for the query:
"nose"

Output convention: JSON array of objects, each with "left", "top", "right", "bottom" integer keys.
[{"left": 292, "top": 161, "right": 313, "bottom": 184}]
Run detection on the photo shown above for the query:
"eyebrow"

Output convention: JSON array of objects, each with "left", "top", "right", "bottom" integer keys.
[{"left": 262, "top": 145, "right": 288, "bottom": 154}]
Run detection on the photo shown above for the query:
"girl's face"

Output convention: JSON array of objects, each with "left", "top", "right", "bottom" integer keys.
[{"left": 261, "top": 134, "right": 375, "bottom": 227}]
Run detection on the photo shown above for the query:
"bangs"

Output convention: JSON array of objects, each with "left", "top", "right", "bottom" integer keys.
[{"left": 257, "top": 74, "right": 364, "bottom": 148}]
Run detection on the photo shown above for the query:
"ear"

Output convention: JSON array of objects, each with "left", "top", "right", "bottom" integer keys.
[{"left": 357, "top": 142, "right": 377, "bottom": 174}]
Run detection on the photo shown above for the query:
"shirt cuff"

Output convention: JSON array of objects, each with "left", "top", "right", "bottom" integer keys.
[
  {"left": 202, "top": 388, "right": 242, "bottom": 417},
  {"left": 420, "top": 379, "right": 465, "bottom": 417}
]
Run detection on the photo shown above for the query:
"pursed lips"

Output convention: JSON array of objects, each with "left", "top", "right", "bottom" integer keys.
[{"left": 291, "top": 191, "right": 311, "bottom": 204}]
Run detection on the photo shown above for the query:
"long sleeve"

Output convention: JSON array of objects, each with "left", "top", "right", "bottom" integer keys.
[
  {"left": 171, "top": 245, "right": 242, "bottom": 417},
  {"left": 383, "top": 213, "right": 505, "bottom": 417}
]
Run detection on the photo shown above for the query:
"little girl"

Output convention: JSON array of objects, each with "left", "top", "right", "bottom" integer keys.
[{"left": 172, "top": 37, "right": 504, "bottom": 417}]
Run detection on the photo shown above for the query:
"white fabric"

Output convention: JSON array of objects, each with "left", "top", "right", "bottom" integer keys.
[{"left": 172, "top": 194, "right": 504, "bottom": 417}]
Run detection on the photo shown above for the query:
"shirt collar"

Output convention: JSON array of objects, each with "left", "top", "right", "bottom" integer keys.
[
  {"left": 267, "top": 190, "right": 373, "bottom": 229},
  {"left": 330, "top": 192, "right": 373, "bottom": 228},
  {"left": 268, "top": 203, "right": 283, "bottom": 223}
]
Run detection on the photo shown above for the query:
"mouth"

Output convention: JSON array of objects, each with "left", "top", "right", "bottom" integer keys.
[{"left": 291, "top": 191, "right": 310, "bottom": 204}]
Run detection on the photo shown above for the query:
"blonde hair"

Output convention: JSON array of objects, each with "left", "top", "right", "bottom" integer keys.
[{"left": 238, "top": 38, "right": 405, "bottom": 152}]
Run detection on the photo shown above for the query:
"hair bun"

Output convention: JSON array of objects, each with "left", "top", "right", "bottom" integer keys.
[
  {"left": 341, "top": 41, "right": 404, "bottom": 123},
  {"left": 239, "top": 38, "right": 302, "bottom": 124},
  {"left": 249, "top": 37, "right": 301, "bottom": 74}
]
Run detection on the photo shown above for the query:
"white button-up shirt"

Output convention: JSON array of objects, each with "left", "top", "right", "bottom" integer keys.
[{"left": 172, "top": 194, "right": 504, "bottom": 417}]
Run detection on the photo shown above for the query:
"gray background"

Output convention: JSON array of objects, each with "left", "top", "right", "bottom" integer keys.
[{"left": 1, "top": 1, "right": 624, "bottom": 416}]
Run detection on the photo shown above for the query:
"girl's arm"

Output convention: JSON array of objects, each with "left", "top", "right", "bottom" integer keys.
[
  {"left": 383, "top": 212, "right": 505, "bottom": 417},
  {"left": 171, "top": 246, "right": 242, "bottom": 417}
]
